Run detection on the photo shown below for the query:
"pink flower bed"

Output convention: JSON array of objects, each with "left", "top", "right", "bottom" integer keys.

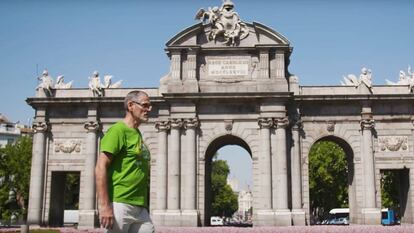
[{"left": 1, "top": 226, "right": 414, "bottom": 233}]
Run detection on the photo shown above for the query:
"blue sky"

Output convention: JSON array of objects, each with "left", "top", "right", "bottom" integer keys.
[{"left": 1, "top": 0, "right": 413, "bottom": 189}]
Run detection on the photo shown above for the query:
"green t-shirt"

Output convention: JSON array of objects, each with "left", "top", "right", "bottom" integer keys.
[{"left": 100, "top": 121, "right": 150, "bottom": 207}]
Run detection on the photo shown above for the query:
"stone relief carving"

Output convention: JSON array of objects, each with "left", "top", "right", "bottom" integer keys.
[
  {"left": 378, "top": 136, "right": 408, "bottom": 152},
  {"left": 224, "top": 120, "right": 233, "bottom": 133},
  {"left": 195, "top": 0, "right": 249, "bottom": 46},
  {"left": 385, "top": 66, "right": 414, "bottom": 91},
  {"left": 326, "top": 121, "right": 335, "bottom": 132},
  {"left": 341, "top": 67, "right": 373, "bottom": 90},
  {"left": 54, "top": 139, "right": 82, "bottom": 153}
]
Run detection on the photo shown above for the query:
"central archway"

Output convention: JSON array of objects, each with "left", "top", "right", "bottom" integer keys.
[
  {"left": 308, "top": 135, "right": 356, "bottom": 224},
  {"left": 204, "top": 134, "right": 252, "bottom": 226}
]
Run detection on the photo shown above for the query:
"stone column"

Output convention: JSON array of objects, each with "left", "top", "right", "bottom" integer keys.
[
  {"left": 167, "top": 118, "right": 183, "bottom": 211},
  {"left": 291, "top": 120, "right": 306, "bottom": 225},
  {"left": 181, "top": 118, "right": 199, "bottom": 226},
  {"left": 183, "top": 50, "right": 199, "bottom": 92},
  {"left": 256, "top": 118, "right": 274, "bottom": 225},
  {"left": 78, "top": 121, "right": 100, "bottom": 229},
  {"left": 170, "top": 51, "right": 182, "bottom": 81},
  {"left": 274, "top": 51, "right": 285, "bottom": 79},
  {"left": 360, "top": 116, "right": 381, "bottom": 224},
  {"left": 272, "top": 117, "right": 291, "bottom": 226},
  {"left": 259, "top": 49, "right": 269, "bottom": 79},
  {"left": 155, "top": 121, "right": 170, "bottom": 211},
  {"left": 27, "top": 121, "right": 48, "bottom": 225}
]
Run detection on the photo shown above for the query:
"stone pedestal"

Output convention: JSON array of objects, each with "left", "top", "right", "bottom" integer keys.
[
  {"left": 291, "top": 209, "right": 306, "bottom": 226},
  {"left": 361, "top": 208, "right": 381, "bottom": 225},
  {"left": 255, "top": 210, "right": 274, "bottom": 226},
  {"left": 78, "top": 210, "right": 97, "bottom": 229},
  {"left": 152, "top": 210, "right": 199, "bottom": 227},
  {"left": 181, "top": 210, "right": 199, "bottom": 227},
  {"left": 274, "top": 209, "right": 292, "bottom": 226}
]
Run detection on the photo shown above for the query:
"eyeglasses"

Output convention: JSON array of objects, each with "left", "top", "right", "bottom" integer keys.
[{"left": 131, "top": 101, "right": 152, "bottom": 110}]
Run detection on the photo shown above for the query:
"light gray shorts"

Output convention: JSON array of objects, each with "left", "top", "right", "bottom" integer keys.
[{"left": 107, "top": 202, "right": 154, "bottom": 233}]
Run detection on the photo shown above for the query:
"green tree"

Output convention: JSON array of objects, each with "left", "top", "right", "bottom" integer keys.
[
  {"left": 0, "top": 136, "right": 33, "bottom": 220},
  {"left": 309, "top": 140, "right": 348, "bottom": 222},
  {"left": 211, "top": 158, "right": 238, "bottom": 217},
  {"left": 381, "top": 170, "right": 400, "bottom": 210}
]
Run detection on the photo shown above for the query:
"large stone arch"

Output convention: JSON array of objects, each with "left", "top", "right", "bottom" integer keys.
[
  {"left": 202, "top": 134, "right": 253, "bottom": 225},
  {"left": 305, "top": 134, "right": 357, "bottom": 224}
]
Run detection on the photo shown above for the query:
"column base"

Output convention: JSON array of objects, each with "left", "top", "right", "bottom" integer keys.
[
  {"left": 152, "top": 209, "right": 199, "bottom": 227},
  {"left": 291, "top": 209, "right": 306, "bottom": 226},
  {"left": 255, "top": 209, "right": 274, "bottom": 226},
  {"left": 361, "top": 208, "right": 381, "bottom": 225},
  {"left": 78, "top": 210, "right": 97, "bottom": 229},
  {"left": 274, "top": 209, "right": 292, "bottom": 226}
]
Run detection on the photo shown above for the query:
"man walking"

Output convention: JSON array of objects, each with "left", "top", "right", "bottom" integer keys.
[{"left": 95, "top": 90, "right": 154, "bottom": 233}]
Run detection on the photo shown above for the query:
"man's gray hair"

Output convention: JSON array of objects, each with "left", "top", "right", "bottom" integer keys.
[{"left": 124, "top": 90, "right": 148, "bottom": 111}]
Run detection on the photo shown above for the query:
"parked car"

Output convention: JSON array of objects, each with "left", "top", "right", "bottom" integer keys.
[{"left": 210, "top": 216, "right": 223, "bottom": 226}]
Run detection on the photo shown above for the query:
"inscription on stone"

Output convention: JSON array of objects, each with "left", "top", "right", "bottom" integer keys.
[{"left": 208, "top": 58, "right": 249, "bottom": 76}]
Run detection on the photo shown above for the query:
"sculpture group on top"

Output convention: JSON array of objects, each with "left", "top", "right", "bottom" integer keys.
[
  {"left": 88, "top": 71, "right": 122, "bottom": 97},
  {"left": 36, "top": 69, "right": 122, "bottom": 97},
  {"left": 385, "top": 66, "right": 414, "bottom": 90},
  {"left": 341, "top": 67, "right": 373, "bottom": 90},
  {"left": 195, "top": 0, "right": 249, "bottom": 46},
  {"left": 37, "top": 69, "right": 73, "bottom": 96}
]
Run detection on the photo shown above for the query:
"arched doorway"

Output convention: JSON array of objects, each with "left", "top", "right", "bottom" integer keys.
[
  {"left": 203, "top": 135, "right": 252, "bottom": 226},
  {"left": 308, "top": 136, "right": 355, "bottom": 224}
]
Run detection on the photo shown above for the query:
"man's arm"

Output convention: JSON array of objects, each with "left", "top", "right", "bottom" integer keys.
[{"left": 95, "top": 151, "right": 114, "bottom": 229}]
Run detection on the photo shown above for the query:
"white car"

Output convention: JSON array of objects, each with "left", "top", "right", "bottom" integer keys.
[{"left": 210, "top": 216, "right": 223, "bottom": 226}]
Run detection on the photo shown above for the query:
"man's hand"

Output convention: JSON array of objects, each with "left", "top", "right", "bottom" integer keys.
[{"left": 99, "top": 204, "right": 114, "bottom": 229}]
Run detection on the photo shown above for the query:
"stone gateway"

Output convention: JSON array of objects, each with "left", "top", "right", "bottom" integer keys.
[{"left": 26, "top": 1, "right": 414, "bottom": 228}]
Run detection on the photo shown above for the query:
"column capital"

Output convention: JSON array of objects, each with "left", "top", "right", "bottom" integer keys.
[
  {"left": 184, "top": 118, "right": 199, "bottom": 129},
  {"left": 170, "top": 118, "right": 183, "bottom": 129},
  {"left": 84, "top": 121, "right": 100, "bottom": 132},
  {"left": 274, "top": 117, "right": 289, "bottom": 129},
  {"left": 32, "top": 121, "right": 48, "bottom": 133},
  {"left": 258, "top": 118, "right": 273, "bottom": 129},
  {"left": 155, "top": 120, "right": 171, "bottom": 132},
  {"left": 360, "top": 119, "right": 375, "bottom": 130}
]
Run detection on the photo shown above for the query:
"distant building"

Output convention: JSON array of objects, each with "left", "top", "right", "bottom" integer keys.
[
  {"left": 227, "top": 176, "right": 239, "bottom": 192},
  {"left": 0, "top": 113, "right": 33, "bottom": 147},
  {"left": 237, "top": 189, "right": 253, "bottom": 221}
]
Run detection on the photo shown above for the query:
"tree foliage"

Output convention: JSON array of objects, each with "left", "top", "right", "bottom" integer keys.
[
  {"left": 381, "top": 170, "right": 400, "bottom": 210},
  {"left": 211, "top": 158, "right": 238, "bottom": 217},
  {"left": 0, "top": 136, "right": 33, "bottom": 220},
  {"left": 309, "top": 140, "right": 348, "bottom": 221}
]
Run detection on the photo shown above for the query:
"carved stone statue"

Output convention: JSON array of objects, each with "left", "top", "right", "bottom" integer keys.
[
  {"left": 195, "top": 0, "right": 249, "bottom": 46},
  {"left": 36, "top": 69, "right": 54, "bottom": 97},
  {"left": 103, "top": 75, "right": 123, "bottom": 88},
  {"left": 341, "top": 67, "right": 373, "bottom": 90},
  {"left": 88, "top": 71, "right": 103, "bottom": 97},
  {"left": 54, "top": 75, "right": 73, "bottom": 89},
  {"left": 385, "top": 66, "right": 414, "bottom": 91}
]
